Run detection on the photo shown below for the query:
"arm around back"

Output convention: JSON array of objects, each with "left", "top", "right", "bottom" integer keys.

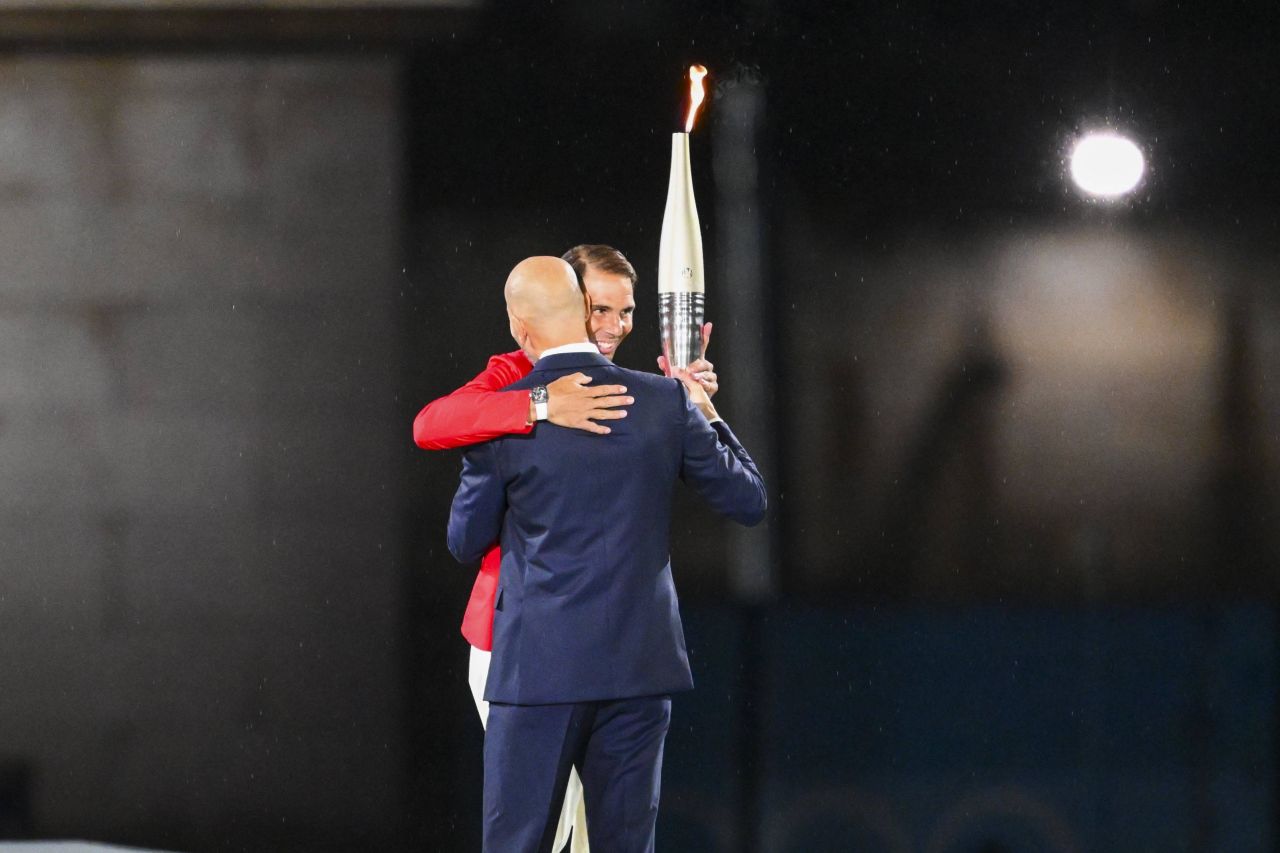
[
  {"left": 676, "top": 383, "right": 767, "bottom": 527},
  {"left": 412, "top": 352, "right": 533, "bottom": 450},
  {"left": 447, "top": 441, "right": 509, "bottom": 564}
]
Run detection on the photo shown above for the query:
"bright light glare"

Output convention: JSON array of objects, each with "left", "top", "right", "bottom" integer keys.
[{"left": 1069, "top": 133, "right": 1145, "bottom": 198}]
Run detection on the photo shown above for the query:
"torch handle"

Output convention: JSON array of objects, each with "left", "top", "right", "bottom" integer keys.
[{"left": 659, "top": 292, "right": 705, "bottom": 370}]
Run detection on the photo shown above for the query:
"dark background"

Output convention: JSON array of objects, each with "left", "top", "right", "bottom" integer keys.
[{"left": 2, "top": 1, "right": 1279, "bottom": 850}]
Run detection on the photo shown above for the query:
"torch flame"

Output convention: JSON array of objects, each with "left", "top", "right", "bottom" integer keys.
[{"left": 684, "top": 65, "right": 708, "bottom": 133}]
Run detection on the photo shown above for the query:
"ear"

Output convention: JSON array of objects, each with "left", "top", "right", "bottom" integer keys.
[{"left": 508, "top": 311, "right": 528, "bottom": 348}]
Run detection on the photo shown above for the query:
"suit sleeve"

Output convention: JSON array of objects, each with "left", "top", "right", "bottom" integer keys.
[
  {"left": 677, "top": 384, "right": 768, "bottom": 527},
  {"left": 447, "top": 441, "right": 509, "bottom": 565},
  {"left": 413, "top": 354, "right": 533, "bottom": 450}
]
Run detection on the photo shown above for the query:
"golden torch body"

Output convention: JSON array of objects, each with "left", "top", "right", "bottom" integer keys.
[{"left": 657, "top": 132, "right": 705, "bottom": 370}]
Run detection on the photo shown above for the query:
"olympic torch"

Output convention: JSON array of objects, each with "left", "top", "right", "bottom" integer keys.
[{"left": 658, "top": 65, "right": 709, "bottom": 370}]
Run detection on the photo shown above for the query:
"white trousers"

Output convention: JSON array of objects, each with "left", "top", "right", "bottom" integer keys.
[{"left": 469, "top": 646, "right": 590, "bottom": 852}]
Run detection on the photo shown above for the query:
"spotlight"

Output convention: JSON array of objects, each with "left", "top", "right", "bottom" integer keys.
[{"left": 1069, "top": 132, "right": 1145, "bottom": 199}]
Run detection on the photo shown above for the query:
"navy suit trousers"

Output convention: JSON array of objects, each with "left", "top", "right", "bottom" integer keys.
[{"left": 483, "top": 696, "right": 672, "bottom": 853}]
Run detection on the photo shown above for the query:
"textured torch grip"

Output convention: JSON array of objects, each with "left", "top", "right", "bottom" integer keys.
[{"left": 659, "top": 292, "right": 705, "bottom": 371}]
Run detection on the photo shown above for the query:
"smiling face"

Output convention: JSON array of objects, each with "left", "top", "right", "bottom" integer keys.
[{"left": 583, "top": 267, "right": 635, "bottom": 360}]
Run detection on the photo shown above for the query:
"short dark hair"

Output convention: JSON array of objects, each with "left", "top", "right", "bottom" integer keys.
[{"left": 561, "top": 244, "right": 638, "bottom": 287}]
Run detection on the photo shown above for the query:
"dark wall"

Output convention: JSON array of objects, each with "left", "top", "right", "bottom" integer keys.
[{"left": 0, "top": 54, "right": 406, "bottom": 851}]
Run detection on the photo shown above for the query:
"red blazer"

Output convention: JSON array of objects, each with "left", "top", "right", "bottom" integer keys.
[{"left": 413, "top": 351, "right": 533, "bottom": 650}]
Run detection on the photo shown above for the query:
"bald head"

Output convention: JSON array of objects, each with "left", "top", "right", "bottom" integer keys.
[
  {"left": 505, "top": 256, "right": 591, "bottom": 359},
  {"left": 505, "top": 257, "right": 584, "bottom": 321}
]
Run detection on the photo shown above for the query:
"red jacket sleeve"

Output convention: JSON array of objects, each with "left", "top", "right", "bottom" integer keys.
[
  {"left": 412, "top": 351, "right": 536, "bottom": 450},
  {"left": 460, "top": 545, "right": 501, "bottom": 651}
]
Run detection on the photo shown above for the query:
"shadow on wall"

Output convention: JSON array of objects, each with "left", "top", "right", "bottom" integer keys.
[{"left": 782, "top": 219, "right": 1280, "bottom": 601}]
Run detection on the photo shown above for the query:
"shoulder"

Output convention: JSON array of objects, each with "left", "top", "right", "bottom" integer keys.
[
  {"left": 609, "top": 365, "right": 677, "bottom": 387},
  {"left": 607, "top": 366, "right": 684, "bottom": 403},
  {"left": 484, "top": 351, "right": 535, "bottom": 391},
  {"left": 485, "top": 350, "right": 533, "bottom": 379}
]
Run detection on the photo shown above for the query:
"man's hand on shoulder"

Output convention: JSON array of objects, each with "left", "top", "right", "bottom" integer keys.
[
  {"left": 540, "top": 372, "right": 633, "bottom": 435},
  {"left": 657, "top": 321, "right": 718, "bottom": 398}
]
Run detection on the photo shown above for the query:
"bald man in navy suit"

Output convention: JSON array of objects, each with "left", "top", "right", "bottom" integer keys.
[{"left": 447, "top": 256, "right": 766, "bottom": 853}]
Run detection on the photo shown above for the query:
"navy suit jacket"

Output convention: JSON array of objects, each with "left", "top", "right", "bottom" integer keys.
[{"left": 447, "top": 350, "right": 766, "bottom": 705}]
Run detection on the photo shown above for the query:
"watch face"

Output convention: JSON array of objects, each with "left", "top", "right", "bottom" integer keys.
[{"left": 532, "top": 385, "right": 548, "bottom": 404}]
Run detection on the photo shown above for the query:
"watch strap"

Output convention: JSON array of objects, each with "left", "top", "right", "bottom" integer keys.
[{"left": 532, "top": 385, "right": 549, "bottom": 421}]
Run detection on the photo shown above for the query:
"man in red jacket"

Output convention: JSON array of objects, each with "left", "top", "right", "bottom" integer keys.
[{"left": 413, "top": 244, "right": 717, "bottom": 850}]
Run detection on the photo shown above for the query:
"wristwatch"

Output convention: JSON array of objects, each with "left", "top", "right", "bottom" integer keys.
[{"left": 531, "top": 384, "right": 549, "bottom": 421}]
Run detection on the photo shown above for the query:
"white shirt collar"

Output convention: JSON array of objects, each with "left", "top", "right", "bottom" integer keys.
[{"left": 538, "top": 342, "right": 600, "bottom": 359}]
